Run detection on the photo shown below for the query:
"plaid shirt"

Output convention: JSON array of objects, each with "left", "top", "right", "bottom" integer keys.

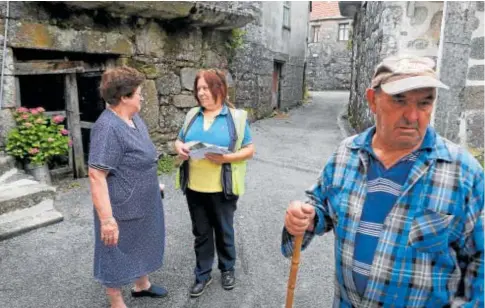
[{"left": 281, "top": 127, "right": 484, "bottom": 308}]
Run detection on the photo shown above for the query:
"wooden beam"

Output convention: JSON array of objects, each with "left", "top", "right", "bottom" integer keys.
[
  {"left": 80, "top": 121, "right": 94, "bottom": 129},
  {"left": 64, "top": 73, "right": 87, "bottom": 178},
  {"left": 68, "top": 147, "right": 73, "bottom": 170},
  {"left": 44, "top": 111, "right": 66, "bottom": 117},
  {"left": 14, "top": 76, "right": 21, "bottom": 107},
  {"left": 14, "top": 61, "right": 104, "bottom": 76},
  {"left": 15, "top": 67, "right": 81, "bottom": 75},
  {"left": 50, "top": 166, "right": 73, "bottom": 177}
]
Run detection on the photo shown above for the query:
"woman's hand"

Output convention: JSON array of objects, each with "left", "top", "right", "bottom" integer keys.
[
  {"left": 100, "top": 217, "right": 119, "bottom": 247},
  {"left": 175, "top": 140, "right": 190, "bottom": 161},
  {"left": 205, "top": 153, "right": 232, "bottom": 164},
  {"left": 205, "top": 144, "right": 254, "bottom": 164}
]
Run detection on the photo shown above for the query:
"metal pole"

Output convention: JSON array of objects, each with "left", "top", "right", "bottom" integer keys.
[{"left": 0, "top": 1, "right": 10, "bottom": 109}]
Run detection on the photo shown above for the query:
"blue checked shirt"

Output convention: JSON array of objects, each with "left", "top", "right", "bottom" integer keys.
[{"left": 281, "top": 126, "right": 484, "bottom": 308}]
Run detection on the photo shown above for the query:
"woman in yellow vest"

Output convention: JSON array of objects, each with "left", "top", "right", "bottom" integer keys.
[{"left": 175, "top": 69, "right": 254, "bottom": 297}]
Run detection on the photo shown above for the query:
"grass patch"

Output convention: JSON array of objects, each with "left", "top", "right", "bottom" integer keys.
[
  {"left": 271, "top": 110, "right": 289, "bottom": 119},
  {"left": 470, "top": 148, "right": 484, "bottom": 169},
  {"left": 303, "top": 86, "right": 311, "bottom": 104},
  {"left": 157, "top": 155, "right": 178, "bottom": 175}
]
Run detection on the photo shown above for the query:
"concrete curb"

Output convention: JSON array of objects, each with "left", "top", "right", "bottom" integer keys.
[
  {"left": 337, "top": 106, "right": 357, "bottom": 138},
  {"left": 0, "top": 199, "right": 64, "bottom": 241}
]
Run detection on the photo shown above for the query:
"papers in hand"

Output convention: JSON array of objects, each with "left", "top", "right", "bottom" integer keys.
[{"left": 186, "top": 141, "right": 231, "bottom": 160}]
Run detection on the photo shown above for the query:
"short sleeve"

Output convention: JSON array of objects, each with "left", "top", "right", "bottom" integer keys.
[
  {"left": 88, "top": 123, "right": 124, "bottom": 172},
  {"left": 241, "top": 120, "right": 252, "bottom": 147}
]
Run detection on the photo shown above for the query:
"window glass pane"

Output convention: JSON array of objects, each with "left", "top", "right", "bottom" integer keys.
[
  {"left": 311, "top": 26, "right": 319, "bottom": 42},
  {"left": 339, "top": 24, "right": 350, "bottom": 41},
  {"left": 283, "top": 7, "right": 290, "bottom": 27}
]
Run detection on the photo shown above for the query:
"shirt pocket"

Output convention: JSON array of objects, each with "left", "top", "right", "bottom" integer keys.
[
  {"left": 408, "top": 209, "right": 454, "bottom": 253},
  {"left": 110, "top": 182, "right": 145, "bottom": 221}
]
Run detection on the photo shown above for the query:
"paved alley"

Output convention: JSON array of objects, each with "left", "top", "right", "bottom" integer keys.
[{"left": 0, "top": 92, "right": 349, "bottom": 308}]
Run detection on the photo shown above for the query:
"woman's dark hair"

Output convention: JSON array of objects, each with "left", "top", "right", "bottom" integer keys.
[
  {"left": 193, "top": 69, "right": 235, "bottom": 108},
  {"left": 99, "top": 66, "right": 145, "bottom": 106}
]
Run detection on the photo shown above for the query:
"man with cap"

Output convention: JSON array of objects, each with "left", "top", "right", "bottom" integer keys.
[{"left": 282, "top": 55, "right": 484, "bottom": 307}]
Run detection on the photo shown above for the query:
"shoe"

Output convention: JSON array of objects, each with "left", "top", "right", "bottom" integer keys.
[
  {"left": 190, "top": 277, "right": 213, "bottom": 298},
  {"left": 221, "top": 271, "right": 235, "bottom": 290},
  {"left": 131, "top": 285, "right": 168, "bottom": 298}
]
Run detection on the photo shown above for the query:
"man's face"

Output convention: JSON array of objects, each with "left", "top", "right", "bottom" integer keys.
[{"left": 366, "top": 87, "right": 436, "bottom": 150}]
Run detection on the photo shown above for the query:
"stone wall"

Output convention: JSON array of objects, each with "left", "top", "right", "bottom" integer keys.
[
  {"left": 347, "top": 1, "right": 444, "bottom": 132},
  {"left": 347, "top": 1, "right": 484, "bottom": 153},
  {"left": 0, "top": 1, "right": 258, "bottom": 154},
  {"left": 464, "top": 1, "right": 484, "bottom": 150},
  {"left": 306, "top": 18, "right": 353, "bottom": 91},
  {"left": 347, "top": 1, "right": 385, "bottom": 132},
  {"left": 434, "top": 1, "right": 482, "bottom": 150},
  {"left": 230, "top": 1, "right": 309, "bottom": 118}
]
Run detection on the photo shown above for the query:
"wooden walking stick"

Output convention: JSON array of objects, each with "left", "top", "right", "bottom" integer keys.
[{"left": 285, "top": 234, "right": 304, "bottom": 308}]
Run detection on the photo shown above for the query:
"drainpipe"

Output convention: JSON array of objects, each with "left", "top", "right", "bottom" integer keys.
[{"left": 0, "top": 0, "right": 10, "bottom": 110}]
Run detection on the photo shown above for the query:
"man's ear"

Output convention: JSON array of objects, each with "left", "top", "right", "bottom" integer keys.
[{"left": 366, "top": 88, "right": 377, "bottom": 114}]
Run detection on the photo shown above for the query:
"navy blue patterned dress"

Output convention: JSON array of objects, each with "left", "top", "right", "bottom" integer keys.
[{"left": 88, "top": 110, "right": 165, "bottom": 288}]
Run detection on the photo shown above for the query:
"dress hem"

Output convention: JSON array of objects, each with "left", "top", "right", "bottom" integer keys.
[{"left": 94, "top": 260, "right": 164, "bottom": 288}]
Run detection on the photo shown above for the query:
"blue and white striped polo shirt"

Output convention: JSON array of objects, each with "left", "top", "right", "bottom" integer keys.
[{"left": 352, "top": 136, "right": 431, "bottom": 296}]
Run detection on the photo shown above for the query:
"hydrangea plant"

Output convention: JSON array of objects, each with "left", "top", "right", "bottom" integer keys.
[{"left": 6, "top": 107, "right": 72, "bottom": 166}]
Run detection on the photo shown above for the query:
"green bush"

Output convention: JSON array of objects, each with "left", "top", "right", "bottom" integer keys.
[
  {"left": 157, "top": 155, "right": 177, "bottom": 175},
  {"left": 6, "top": 107, "right": 71, "bottom": 166},
  {"left": 225, "top": 28, "right": 246, "bottom": 64}
]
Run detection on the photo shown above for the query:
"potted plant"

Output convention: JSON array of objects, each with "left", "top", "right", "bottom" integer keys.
[{"left": 5, "top": 107, "right": 72, "bottom": 184}]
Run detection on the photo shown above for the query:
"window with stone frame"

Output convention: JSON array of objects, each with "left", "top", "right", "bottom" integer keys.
[
  {"left": 311, "top": 25, "right": 320, "bottom": 43},
  {"left": 283, "top": 1, "right": 291, "bottom": 29},
  {"left": 338, "top": 23, "right": 350, "bottom": 41}
]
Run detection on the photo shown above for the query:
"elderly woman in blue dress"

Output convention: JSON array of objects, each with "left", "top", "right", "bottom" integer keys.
[{"left": 88, "top": 66, "right": 167, "bottom": 308}]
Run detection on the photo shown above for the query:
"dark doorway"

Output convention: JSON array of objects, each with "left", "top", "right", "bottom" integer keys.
[
  {"left": 77, "top": 72, "right": 105, "bottom": 164},
  {"left": 272, "top": 61, "right": 283, "bottom": 109},
  {"left": 18, "top": 75, "right": 65, "bottom": 111}
]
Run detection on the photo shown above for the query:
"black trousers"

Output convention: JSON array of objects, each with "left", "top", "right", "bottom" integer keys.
[{"left": 186, "top": 188, "right": 237, "bottom": 282}]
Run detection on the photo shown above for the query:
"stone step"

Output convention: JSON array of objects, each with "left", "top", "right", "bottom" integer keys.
[
  {"left": 0, "top": 199, "right": 63, "bottom": 241},
  {"left": 0, "top": 168, "right": 34, "bottom": 184},
  {"left": 0, "top": 179, "right": 56, "bottom": 215},
  {"left": 0, "top": 155, "right": 15, "bottom": 176}
]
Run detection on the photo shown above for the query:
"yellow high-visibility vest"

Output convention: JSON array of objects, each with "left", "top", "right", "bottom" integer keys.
[{"left": 175, "top": 106, "right": 248, "bottom": 196}]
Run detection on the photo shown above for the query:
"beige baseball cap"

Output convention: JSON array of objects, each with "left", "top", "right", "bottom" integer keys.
[{"left": 371, "top": 55, "right": 449, "bottom": 95}]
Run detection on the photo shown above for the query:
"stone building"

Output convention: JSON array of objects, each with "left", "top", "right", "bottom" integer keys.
[
  {"left": 0, "top": 1, "right": 257, "bottom": 178},
  {"left": 307, "top": 1, "right": 353, "bottom": 90},
  {"left": 230, "top": 1, "right": 310, "bottom": 117},
  {"left": 341, "top": 1, "right": 484, "bottom": 153}
]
